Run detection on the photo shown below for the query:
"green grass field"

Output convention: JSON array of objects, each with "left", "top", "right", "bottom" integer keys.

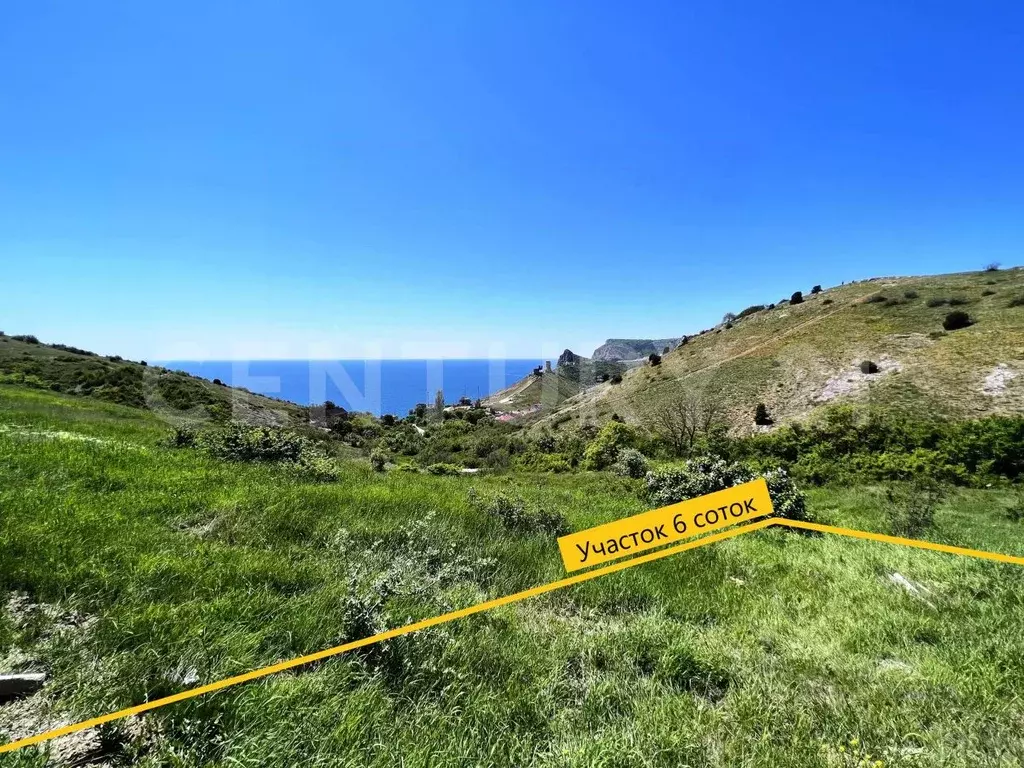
[{"left": 4, "top": 385, "right": 1024, "bottom": 766}]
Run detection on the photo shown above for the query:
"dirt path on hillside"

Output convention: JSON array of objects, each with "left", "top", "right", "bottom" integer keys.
[{"left": 671, "top": 302, "right": 856, "bottom": 383}]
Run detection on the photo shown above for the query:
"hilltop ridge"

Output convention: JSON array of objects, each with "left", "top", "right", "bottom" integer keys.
[{"left": 491, "top": 268, "right": 1024, "bottom": 432}]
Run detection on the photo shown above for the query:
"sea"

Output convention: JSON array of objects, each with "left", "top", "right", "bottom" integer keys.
[{"left": 158, "top": 359, "right": 543, "bottom": 417}]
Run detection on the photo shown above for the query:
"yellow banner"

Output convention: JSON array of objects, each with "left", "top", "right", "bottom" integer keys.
[{"left": 557, "top": 477, "right": 773, "bottom": 571}]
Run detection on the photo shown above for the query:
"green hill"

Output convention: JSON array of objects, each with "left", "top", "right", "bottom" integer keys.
[
  {"left": 0, "top": 333, "right": 308, "bottom": 428},
  {"left": 534, "top": 268, "right": 1024, "bottom": 433}
]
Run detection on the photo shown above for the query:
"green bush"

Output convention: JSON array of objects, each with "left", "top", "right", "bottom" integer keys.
[
  {"left": 648, "top": 353, "right": 662, "bottom": 366},
  {"left": 613, "top": 448, "right": 649, "bottom": 479},
  {"left": 904, "top": 290, "right": 919, "bottom": 299},
  {"left": 884, "top": 480, "right": 945, "bottom": 538},
  {"left": 173, "top": 423, "right": 342, "bottom": 482},
  {"left": 370, "top": 448, "right": 388, "bottom": 472},
  {"left": 736, "top": 305, "right": 765, "bottom": 319},
  {"left": 942, "top": 310, "right": 972, "bottom": 331},
  {"left": 583, "top": 421, "right": 640, "bottom": 470},
  {"left": 644, "top": 456, "right": 810, "bottom": 522},
  {"left": 754, "top": 403, "right": 772, "bottom": 426},
  {"left": 926, "top": 297, "right": 949, "bottom": 307},
  {"left": 474, "top": 492, "right": 569, "bottom": 537},
  {"left": 10, "top": 334, "right": 40, "bottom": 344},
  {"left": 790, "top": 291, "right": 804, "bottom": 305},
  {"left": 610, "top": 373, "right": 623, "bottom": 384},
  {"left": 860, "top": 360, "right": 879, "bottom": 374},
  {"left": 864, "top": 294, "right": 887, "bottom": 304},
  {"left": 811, "top": 285, "right": 822, "bottom": 294},
  {"left": 426, "top": 463, "right": 462, "bottom": 476},
  {"left": 1007, "top": 296, "right": 1024, "bottom": 308}
]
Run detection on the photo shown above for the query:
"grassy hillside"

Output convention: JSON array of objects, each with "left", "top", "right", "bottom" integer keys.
[
  {"left": 4, "top": 385, "right": 1024, "bottom": 765},
  {"left": 0, "top": 333, "right": 307, "bottom": 428},
  {"left": 537, "top": 268, "right": 1024, "bottom": 434}
]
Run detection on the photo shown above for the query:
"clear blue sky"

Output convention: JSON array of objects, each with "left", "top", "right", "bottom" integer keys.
[{"left": 2, "top": 1, "right": 1022, "bottom": 360}]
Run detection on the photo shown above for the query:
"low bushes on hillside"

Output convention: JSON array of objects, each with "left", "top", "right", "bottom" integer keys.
[
  {"left": 470, "top": 490, "right": 569, "bottom": 537},
  {"left": 737, "top": 405, "right": 1024, "bottom": 486},
  {"left": 790, "top": 291, "right": 804, "bottom": 305},
  {"left": 644, "top": 456, "right": 810, "bottom": 522},
  {"left": 171, "top": 423, "right": 341, "bottom": 481}
]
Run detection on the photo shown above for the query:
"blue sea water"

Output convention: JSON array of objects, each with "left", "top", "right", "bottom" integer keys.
[{"left": 158, "top": 359, "right": 543, "bottom": 417}]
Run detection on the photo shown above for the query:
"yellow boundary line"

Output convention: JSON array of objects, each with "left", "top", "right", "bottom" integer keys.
[{"left": 4, "top": 516, "right": 1024, "bottom": 755}]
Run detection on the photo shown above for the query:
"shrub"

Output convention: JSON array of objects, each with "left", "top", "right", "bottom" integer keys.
[
  {"left": 168, "top": 425, "right": 198, "bottom": 447},
  {"left": 477, "top": 492, "right": 569, "bottom": 537},
  {"left": 811, "top": 285, "right": 822, "bottom": 294},
  {"left": 822, "top": 298, "right": 833, "bottom": 305},
  {"left": 736, "top": 305, "right": 765, "bottom": 319},
  {"left": 942, "top": 310, "right": 972, "bottom": 331},
  {"left": 724, "top": 322, "right": 733, "bottom": 329},
  {"left": 864, "top": 294, "right": 887, "bottom": 304},
  {"left": 884, "top": 480, "right": 945, "bottom": 538},
  {"left": 426, "top": 463, "right": 461, "bottom": 475},
  {"left": 644, "top": 456, "right": 810, "bottom": 522},
  {"left": 948, "top": 297, "right": 970, "bottom": 306},
  {"left": 982, "top": 289, "right": 996, "bottom": 296},
  {"left": 610, "top": 373, "right": 623, "bottom": 384},
  {"left": 926, "top": 297, "right": 949, "bottom": 307},
  {"left": 212, "top": 378, "right": 224, "bottom": 386},
  {"left": 613, "top": 448, "right": 650, "bottom": 479},
  {"left": 1007, "top": 296, "right": 1024, "bottom": 308},
  {"left": 51, "top": 343, "right": 97, "bottom": 356},
  {"left": 790, "top": 291, "right": 804, "bottom": 305},
  {"left": 903, "top": 290, "right": 919, "bottom": 299},
  {"left": 177, "top": 424, "right": 342, "bottom": 482},
  {"left": 754, "top": 403, "right": 773, "bottom": 426},
  {"left": 583, "top": 421, "right": 640, "bottom": 470},
  {"left": 985, "top": 262, "right": 1001, "bottom": 272},
  {"left": 370, "top": 449, "right": 388, "bottom": 472},
  {"left": 768, "top": 303, "right": 776, "bottom": 309},
  {"left": 722, "top": 312, "right": 737, "bottom": 323},
  {"left": 663, "top": 345, "right": 671, "bottom": 354},
  {"left": 11, "top": 334, "right": 39, "bottom": 344},
  {"left": 648, "top": 353, "right": 662, "bottom": 366},
  {"left": 860, "top": 360, "right": 879, "bottom": 374}
]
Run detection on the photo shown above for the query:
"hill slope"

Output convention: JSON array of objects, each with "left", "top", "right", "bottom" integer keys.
[
  {"left": 534, "top": 268, "right": 1024, "bottom": 432},
  {"left": 0, "top": 333, "right": 308, "bottom": 427}
]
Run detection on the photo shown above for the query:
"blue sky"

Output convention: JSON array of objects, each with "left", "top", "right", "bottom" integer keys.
[{"left": 2, "top": 1, "right": 1022, "bottom": 360}]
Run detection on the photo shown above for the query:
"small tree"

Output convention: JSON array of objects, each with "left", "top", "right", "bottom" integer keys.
[
  {"left": 790, "top": 291, "right": 804, "bottom": 305},
  {"left": 754, "top": 403, "right": 773, "bottom": 426},
  {"left": 434, "top": 389, "right": 445, "bottom": 417},
  {"left": 985, "top": 262, "right": 1001, "bottom": 272},
  {"left": 663, "top": 345, "right": 670, "bottom": 354},
  {"left": 942, "top": 311, "right": 972, "bottom": 331},
  {"left": 860, "top": 360, "right": 879, "bottom": 374},
  {"left": 811, "top": 285, "right": 822, "bottom": 294},
  {"left": 610, "top": 373, "right": 623, "bottom": 384},
  {"left": 648, "top": 353, "right": 662, "bottom": 366},
  {"left": 722, "top": 312, "right": 737, "bottom": 323}
]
